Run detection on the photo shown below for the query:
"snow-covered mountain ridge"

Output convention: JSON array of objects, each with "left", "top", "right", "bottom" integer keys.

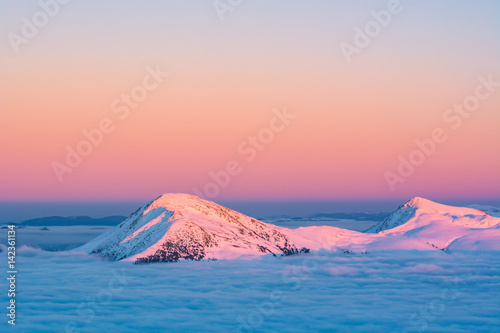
[
  {"left": 77, "top": 194, "right": 309, "bottom": 262},
  {"left": 363, "top": 197, "right": 500, "bottom": 251},
  {"left": 365, "top": 197, "right": 498, "bottom": 233},
  {"left": 76, "top": 194, "right": 500, "bottom": 262}
]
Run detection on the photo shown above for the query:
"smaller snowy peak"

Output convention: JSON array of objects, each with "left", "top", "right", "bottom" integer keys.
[
  {"left": 399, "top": 197, "right": 489, "bottom": 216},
  {"left": 399, "top": 197, "right": 433, "bottom": 209},
  {"left": 365, "top": 197, "right": 497, "bottom": 234},
  {"left": 365, "top": 198, "right": 419, "bottom": 233}
]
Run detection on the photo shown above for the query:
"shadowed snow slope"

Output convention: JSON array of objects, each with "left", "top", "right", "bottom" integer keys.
[{"left": 77, "top": 194, "right": 500, "bottom": 262}]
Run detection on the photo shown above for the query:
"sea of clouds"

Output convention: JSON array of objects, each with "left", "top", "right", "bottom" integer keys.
[{"left": 0, "top": 245, "right": 499, "bottom": 332}]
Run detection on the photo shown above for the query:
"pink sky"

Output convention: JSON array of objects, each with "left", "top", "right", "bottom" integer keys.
[{"left": 1, "top": 1, "right": 499, "bottom": 201}]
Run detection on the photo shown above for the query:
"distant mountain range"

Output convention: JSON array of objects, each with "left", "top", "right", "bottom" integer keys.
[
  {"left": 5, "top": 211, "right": 388, "bottom": 227},
  {"left": 261, "top": 212, "right": 389, "bottom": 223},
  {"left": 75, "top": 194, "right": 500, "bottom": 263},
  {"left": 13, "top": 216, "right": 127, "bottom": 226}
]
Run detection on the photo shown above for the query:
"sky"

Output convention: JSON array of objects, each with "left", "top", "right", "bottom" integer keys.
[{"left": 1, "top": 0, "right": 499, "bottom": 202}]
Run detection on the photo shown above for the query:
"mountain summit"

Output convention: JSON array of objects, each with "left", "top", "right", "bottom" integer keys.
[
  {"left": 365, "top": 196, "right": 498, "bottom": 234},
  {"left": 77, "top": 193, "right": 309, "bottom": 262},
  {"left": 364, "top": 196, "right": 500, "bottom": 250}
]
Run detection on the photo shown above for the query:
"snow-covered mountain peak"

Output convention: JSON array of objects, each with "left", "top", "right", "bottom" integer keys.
[
  {"left": 400, "top": 196, "right": 488, "bottom": 216},
  {"left": 400, "top": 196, "right": 433, "bottom": 209},
  {"left": 147, "top": 193, "right": 205, "bottom": 207},
  {"left": 77, "top": 193, "right": 311, "bottom": 262},
  {"left": 366, "top": 197, "right": 498, "bottom": 234},
  {"left": 142, "top": 193, "right": 245, "bottom": 223},
  {"left": 399, "top": 196, "right": 465, "bottom": 214},
  {"left": 142, "top": 193, "right": 205, "bottom": 214}
]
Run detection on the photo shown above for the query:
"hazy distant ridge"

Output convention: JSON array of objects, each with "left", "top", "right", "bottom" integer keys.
[{"left": 16, "top": 216, "right": 127, "bottom": 226}]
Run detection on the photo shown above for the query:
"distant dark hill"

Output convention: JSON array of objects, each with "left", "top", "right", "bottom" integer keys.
[{"left": 18, "top": 216, "right": 126, "bottom": 226}]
